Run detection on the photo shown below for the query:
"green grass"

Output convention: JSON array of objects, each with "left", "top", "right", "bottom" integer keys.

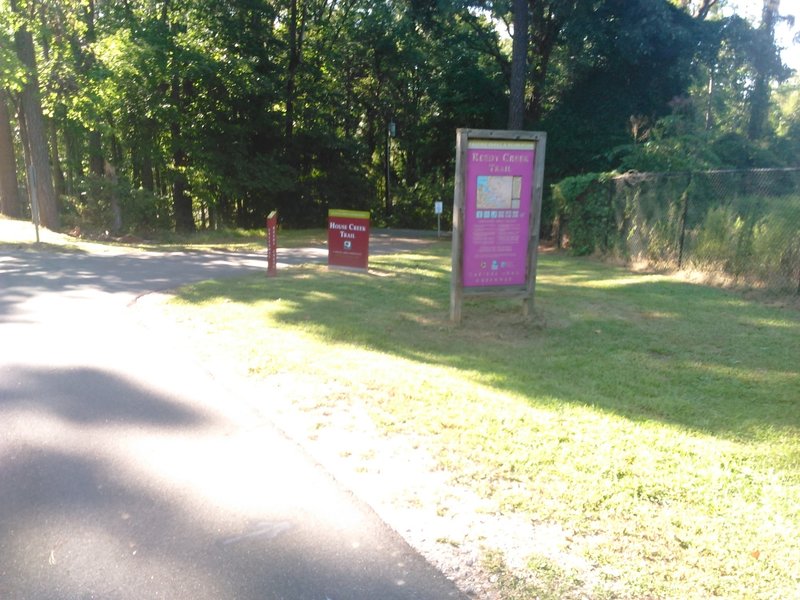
[{"left": 167, "top": 248, "right": 800, "bottom": 599}]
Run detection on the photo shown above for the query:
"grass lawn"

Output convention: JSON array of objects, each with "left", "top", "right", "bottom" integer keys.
[{"left": 166, "top": 244, "right": 800, "bottom": 599}]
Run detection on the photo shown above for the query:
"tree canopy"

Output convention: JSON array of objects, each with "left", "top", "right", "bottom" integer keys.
[{"left": 0, "top": 0, "right": 797, "bottom": 232}]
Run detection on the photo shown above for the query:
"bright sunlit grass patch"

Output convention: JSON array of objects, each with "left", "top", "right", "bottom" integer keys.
[{"left": 166, "top": 250, "right": 800, "bottom": 599}]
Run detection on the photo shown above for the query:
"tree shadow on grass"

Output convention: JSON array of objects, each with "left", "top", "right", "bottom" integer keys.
[{"left": 174, "top": 254, "right": 800, "bottom": 441}]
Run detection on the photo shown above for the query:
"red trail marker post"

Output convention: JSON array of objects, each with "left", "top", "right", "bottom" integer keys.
[{"left": 266, "top": 210, "right": 278, "bottom": 277}]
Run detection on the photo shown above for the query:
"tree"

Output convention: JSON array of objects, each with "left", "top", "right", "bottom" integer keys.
[
  {"left": 507, "top": 0, "right": 527, "bottom": 129},
  {"left": 0, "top": 88, "right": 21, "bottom": 217},
  {"left": 673, "top": 0, "right": 720, "bottom": 20},
  {"left": 540, "top": 0, "right": 702, "bottom": 176},
  {"left": 747, "top": 0, "right": 784, "bottom": 140},
  {"left": 1, "top": 17, "right": 24, "bottom": 218},
  {"left": 10, "top": 0, "right": 59, "bottom": 229},
  {"left": 2, "top": 0, "right": 793, "bottom": 235}
]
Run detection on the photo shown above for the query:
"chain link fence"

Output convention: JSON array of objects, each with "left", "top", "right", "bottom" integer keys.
[{"left": 556, "top": 168, "right": 800, "bottom": 294}]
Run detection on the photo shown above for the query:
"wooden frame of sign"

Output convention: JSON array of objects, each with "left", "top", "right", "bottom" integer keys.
[{"left": 450, "top": 129, "right": 547, "bottom": 323}]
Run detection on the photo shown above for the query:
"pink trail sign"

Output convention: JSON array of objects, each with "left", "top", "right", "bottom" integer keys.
[{"left": 462, "top": 143, "right": 536, "bottom": 287}]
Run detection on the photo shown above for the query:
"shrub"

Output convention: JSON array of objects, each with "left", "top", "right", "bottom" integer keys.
[
  {"left": 121, "top": 188, "right": 172, "bottom": 233},
  {"left": 552, "top": 173, "right": 615, "bottom": 255},
  {"left": 750, "top": 198, "right": 800, "bottom": 290},
  {"left": 383, "top": 172, "right": 452, "bottom": 230},
  {"left": 690, "top": 201, "right": 798, "bottom": 286}
]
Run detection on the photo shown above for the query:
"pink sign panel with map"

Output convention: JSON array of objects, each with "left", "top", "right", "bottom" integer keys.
[{"left": 463, "top": 141, "right": 536, "bottom": 287}]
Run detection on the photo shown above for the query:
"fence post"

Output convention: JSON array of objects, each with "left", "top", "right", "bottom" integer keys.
[
  {"left": 796, "top": 260, "right": 800, "bottom": 296},
  {"left": 604, "top": 177, "right": 613, "bottom": 252},
  {"left": 677, "top": 173, "right": 691, "bottom": 269}
]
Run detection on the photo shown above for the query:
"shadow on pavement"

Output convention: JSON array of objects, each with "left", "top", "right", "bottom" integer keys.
[
  {"left": 0, "top": 365, "right": 464, "bottom": 600},
  {"left": 0, "top": 365, "right": 210, "bottom": 427},
  {"left": 0, "top": 249, "right": 268, "bottom": 322}
]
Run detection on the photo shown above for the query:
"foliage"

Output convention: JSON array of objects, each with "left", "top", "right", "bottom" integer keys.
[
  {"left": 121, "top": 187, "right": 173, "bottom": 233},
  {"left": 690, "top": 195, "right": 800, "bottom": 289},
  {"left": 691, "top": 205, "right": 752, "bottom": 272},
  {"left": 615, "top": 132, "right": 721, "bottom": 173},
  {"left": 540, "top": 0, "right": 703, "bottom": 178},
  {"left": 551, "top": 172, "right": 615, "bottom": 255},
  {"left": 383, "top": 170, "right": 453, "bottom": 229},
  {"left": 0, "top": 38, "right": 25, "bottom": 93},
  {"left": 551, "top": 167, "right": 800, "bottom": 293},
  {"left": 773, "top": 80, "right": 800, "bottom": 139},
  {"left": 710, "top": 132, "right": 786, "bottom": 168},
  {"left": 1, "top": 0, "right": 798, "bottom": 232}
]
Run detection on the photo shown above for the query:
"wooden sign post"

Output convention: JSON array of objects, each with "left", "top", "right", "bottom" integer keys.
[
  {"left": 450, "top": 129, "right": 547, "bottom": 323},
  {"left": 266, "top": 210, "right": 278, "bottom": 277}
]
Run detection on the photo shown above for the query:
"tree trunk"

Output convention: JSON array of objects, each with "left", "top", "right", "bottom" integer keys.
[
  {"left": 694, "top": 0, "right": 719, "bottom": 20},
  {"left": 704, "top": 68, "right": 715, "bottom": 130},
  {"left": 384, "top": 122, "right": 391, "bottom": 215},
  {"left": 0, "top": 89, "right": 22, "bottom": 217},
  {"left": 14, "top": 26, "right": 59, "bottom": 229},
  {"left": 37, "top": 2, "right": 66, "bottom": 207},
  {"left": 285, "top": 0, "right": 302, "bottom": 141},
  {"left": 64, "top": 124, "right": 83, "bottom": 196},
  {"left": 747, "top": 0, "right": 780, "bottom": 141},
  {"left": 104, "top": 160, "right": 122, "bottom": 233},
  {"left": 49, "top": 119, "right": 66, "bottom": 200},
  {"left": 171, "top": 75, "right": 194, "bottom": 232},
  {"left": 88, "top": 131, "right": 104, "bottom": 176},
  {"left": 508, "top": 0, "right": 528, "bottom": 130},
  {"left": 81, "top": 0, "right": 105, "bottom": 178},
  {"left": 141, "top": 153, "right": 154, "bottom": 192},
  {"left": 281, "top": 0, "right": 306, "bottom": 224},
  {"left": 525, "top": 5, "right": 557, "bottom": 124}
]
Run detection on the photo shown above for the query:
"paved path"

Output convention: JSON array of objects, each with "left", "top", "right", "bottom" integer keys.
[{"left": 0, "top": 237, "right": 465, "bottom": 599}]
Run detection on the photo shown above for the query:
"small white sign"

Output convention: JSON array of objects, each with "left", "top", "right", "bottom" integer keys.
[{"left": 434, "top": 201, "right": 443, "bottom": 215}]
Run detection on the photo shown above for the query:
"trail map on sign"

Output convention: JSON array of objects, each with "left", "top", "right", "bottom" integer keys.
[{"left": 476, "top": 176, "right": 521, "bottom": 210}]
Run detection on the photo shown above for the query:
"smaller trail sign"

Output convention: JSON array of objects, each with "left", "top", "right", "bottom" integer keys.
[
  {"left": 450, "top": 129, "right": 547, "bottom": 323},
  {"left": 266, "top": 210, "right": 278, "bottom": 277},
  {"left": 328, "top": 209, "right": 370, "bottom": 270}
]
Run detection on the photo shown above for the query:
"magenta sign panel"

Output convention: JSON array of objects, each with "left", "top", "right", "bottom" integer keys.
[{"left": 463, "top": 142, "right": 536, "bottom": 287}]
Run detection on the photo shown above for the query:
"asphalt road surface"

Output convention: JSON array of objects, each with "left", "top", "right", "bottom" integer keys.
[{"left": 0, "top": 241, "right": 466, "bottom": 600}]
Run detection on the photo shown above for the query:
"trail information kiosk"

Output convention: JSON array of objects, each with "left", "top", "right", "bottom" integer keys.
[{"left": 450, "top": 129, "right": 547, "bottom": 322}]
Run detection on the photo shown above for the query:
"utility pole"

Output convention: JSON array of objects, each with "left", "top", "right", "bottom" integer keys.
[
  {"left": 385, "top": 118, "right": 395, "bottom": 216},
  {"left": 26, "top": 164, "right": 40, "bottom": 243}
]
